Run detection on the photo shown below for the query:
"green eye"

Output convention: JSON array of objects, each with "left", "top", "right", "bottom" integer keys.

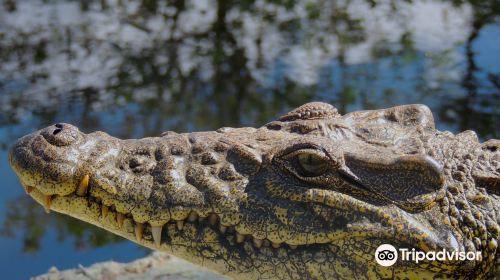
[{"left": 297, "top": 152, "right": 328, "bottom": 176}]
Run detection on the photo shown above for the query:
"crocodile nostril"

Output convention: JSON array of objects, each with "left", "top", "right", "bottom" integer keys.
[
  {"left": 129, "top": 158, "right": 142, "bottom": 169},
  {"left": 53, "top": 123, "right": 63, "bottom": 135},
  {"left": 41, "top": 123, "right": 81, "bottom": 146},
  {"left": 53, "top": 128, "right": 62, "bottom": 135}
]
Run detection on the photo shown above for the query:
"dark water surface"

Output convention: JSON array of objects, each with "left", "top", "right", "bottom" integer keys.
[{"left": 0, "top": 0, "right": 499, "bottom": 278}]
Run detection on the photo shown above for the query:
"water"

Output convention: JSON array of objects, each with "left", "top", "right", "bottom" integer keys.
[{"left": 0, "top": 0, "right": 498, "bottom": 278}]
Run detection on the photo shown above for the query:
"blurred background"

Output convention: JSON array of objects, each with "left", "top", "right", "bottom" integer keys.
[{"left": 0, "top": 0, "right": 498, "bottom": 278}]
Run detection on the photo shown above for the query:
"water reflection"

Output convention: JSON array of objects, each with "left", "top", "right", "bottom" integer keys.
[
  {"left": 0, "top": 0, "right": 498, "bottom": 262},
  {"left": 1, "top": 196, "right": 123, "bottom": 253}
]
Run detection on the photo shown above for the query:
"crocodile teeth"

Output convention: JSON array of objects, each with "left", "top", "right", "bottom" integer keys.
[
  {"left": 208, "top": 214, "right": 218, "bottom": 225},
  {"left": 271, "top": 242, "right": 281, "bottom": 249},
  {"left": 25, "top": 185, "right": 34, "bottom": 194},
  {"left": 219, "top": 225, "right": 227, "bottom": 233},
  {"left": 43, "top": 195, "right": 52, "bottom": 213},
  {"left": 116, "top": 213, "right": 125, "bottom": 228},
  {"left": 289, "top": 245, "right": 298, "bottom": 249},
  {"left": 188, "top": 211, "right": 198, "bottom": 222},
  {"left": 76, "top": 174, "right": 90, "bottom": 196},
  {"left": 176, "top": 220, "right": 185, "bottom": 230},
  {"left": 135, "top": 223, "right": 144, "bottom": 242},
  {"left": 151, "top": 225, "right": 162, "bottom": 247},
  {"left": 236, "top": 233, "right": 245, "bottom": 243},
  {"left": 101, "top": 205, "right": 109, "bottom": 217},
  {"left": 253, "top": 238, "right": 263, "bottom": 248},
  {"left": 263, "top": 240, "right": 270, "bottom": 247}
]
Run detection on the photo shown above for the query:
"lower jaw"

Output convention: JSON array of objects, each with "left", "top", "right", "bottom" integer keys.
[
  {"left": 29, "top": 189, "right": 332, "bottom": 249},
  {"left": 27, "top": 189, "right": 246, "bottom": 275},
  {"left": 27, "top": 187, "right": 405, "bottom": 248},
  {"left": 27, "top": 189, "right": 327, "bottom": 277},
  {"left": 26, "top": 190, "right": 451, "bottom": 279}
]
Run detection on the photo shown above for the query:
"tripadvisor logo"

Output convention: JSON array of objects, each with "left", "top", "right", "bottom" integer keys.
[
  {"left": 374, "top": 244, "right": 482, "bottom": 267},
  {"left": 375, "top": 244, "right": 398, "bottom": 266}
]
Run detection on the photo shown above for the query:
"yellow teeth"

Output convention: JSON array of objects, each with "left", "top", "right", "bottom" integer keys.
[
  {"left": 272, "top": 242, "right": 281, "bottom": 249},
  {"left": 76, "top": 174, "right": 90, "bottom": 196},
  {"left": 289, "top": 245, "right": 298, "bottom": 249},
  {"left": 176, "top": 220, "right": 185, "bottom": 230},
  {"left": 188, "top": 211, "right": 198, "bottom": 222},
  {"left": 43, "top": 195, "right": 52, "bottom": 213},
  {"left": 116, "top": 213, "right": 125, "bottom": 228},
  {"left": 219, "top": 225, "right": 227, "bottom": 233},
  {"left": 253, "top": 238, "right": 263, "bottom": 248},
  {"left": 208, "top": 213, "right": 218, "bottom": 225},
  {"left": 263, "top": 240, "right": 270, "bottom": 247},
  {"left": 135, "top": 223, "right": 144, "bottom": 242},
  {"left": 151, "top": 225, "right": 163, "bottom": 247},
  {"left": 101, "top": 205, "right": 109, "bottom": 217},
  {"left": 236, "top": 233, "right": 245, "bottom": 243},
  {"left": 25, "top": 185, "right": 34, "bottom": 194}
]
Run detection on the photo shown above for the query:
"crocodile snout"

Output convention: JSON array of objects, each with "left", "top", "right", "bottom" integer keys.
[{"left": 9, "top": 124, "right": 85, "bottom": 202}]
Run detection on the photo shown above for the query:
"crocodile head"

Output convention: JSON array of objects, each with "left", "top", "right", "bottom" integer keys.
[{"left": 9, "top": 103, "right": 499, "bottom": 279}]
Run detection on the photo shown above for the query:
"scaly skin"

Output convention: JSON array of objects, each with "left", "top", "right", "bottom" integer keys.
[{"left": 8, "top": 103, "right": 499, "bottom": 279}]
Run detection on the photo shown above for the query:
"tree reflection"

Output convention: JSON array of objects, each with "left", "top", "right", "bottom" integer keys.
[
  {"left": 0, "top": 0, "right": 498, "bottom": 252},
  {"left": 450, "top": 0, "right": 500, "bottom": 138},
  {"left": 1, "top": 196, "right": 123, "bottom": 253}
]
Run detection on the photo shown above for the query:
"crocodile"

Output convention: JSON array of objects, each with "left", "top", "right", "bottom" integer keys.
[{"left": 8, "top": 102, "right": 499, "bottom": 279}]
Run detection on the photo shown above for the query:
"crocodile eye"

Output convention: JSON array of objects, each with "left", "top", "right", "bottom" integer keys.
[{"left": 296, "top": 151, "right": 328, "bottom": 177}]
